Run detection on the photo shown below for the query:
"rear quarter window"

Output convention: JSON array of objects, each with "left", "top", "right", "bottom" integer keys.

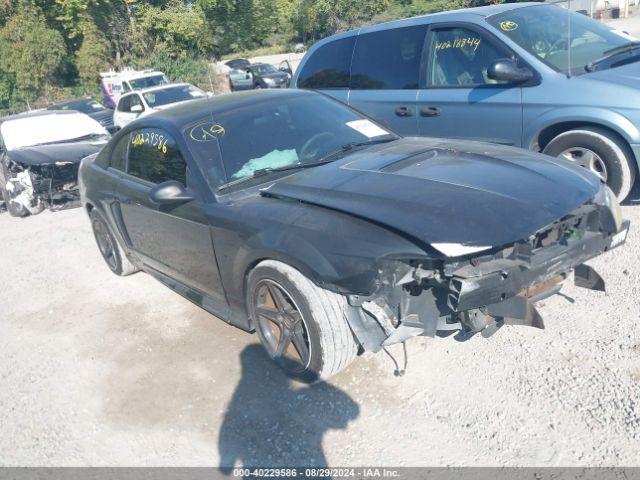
[{"left": 297, "top": 36, "right": 356, "bottom": 89}]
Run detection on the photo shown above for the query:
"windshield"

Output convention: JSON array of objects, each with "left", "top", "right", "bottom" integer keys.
[
  {"left": 54, "top": 99, "right": 105, "bottom": 114},
  {"left": 0, "top": 113, "right": 108, "bottom": 150},
  {"left": 143, "top": 85, "right": 206, "bottom": 108},
  {"left": 250, "top": 64, "right": 279, "bottom": 75},
  {"left": 184, "top": 94, "right": 395, "bottom": 188},
  {"left": 488, "top": 5, "right": 635, "bottom": 74},
  {"left": 129, "top": 74, "right": 169, "bottom": 90}
]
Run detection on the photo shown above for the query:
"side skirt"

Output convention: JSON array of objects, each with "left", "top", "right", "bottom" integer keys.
[{"left": 142, "top": 265, "right": 254, "bottom": 333}]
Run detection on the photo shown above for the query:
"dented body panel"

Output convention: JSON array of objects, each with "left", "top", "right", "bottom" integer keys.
[{"left": 79, "top": 90, "right": 629, "bottom": 352}]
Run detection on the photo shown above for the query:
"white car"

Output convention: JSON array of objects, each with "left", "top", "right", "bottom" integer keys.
[
  {"left": 113, "top": 83, "right": 208, "bottom": 130},
  {"left": 100, "top": 68, "right": 169, "bottom": 109}
]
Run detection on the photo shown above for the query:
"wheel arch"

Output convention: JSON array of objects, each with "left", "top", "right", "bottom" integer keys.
[
  {"left": 533, "top": 121, "right": 640, "bottom": 180},
  {"left": 526, "top": 108, "right": 640, "bottom": 159}
]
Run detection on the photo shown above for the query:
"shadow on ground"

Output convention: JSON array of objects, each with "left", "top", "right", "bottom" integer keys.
[
  {"left": 218, "top": 345, "right": 360, "bottom": 470},
  {"left": 98, "top": 303, "right": 360, "bottom": 467}
]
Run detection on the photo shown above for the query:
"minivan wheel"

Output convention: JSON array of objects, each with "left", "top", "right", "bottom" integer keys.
[
  {"left": 247, "top": 260, "right": 358, "bottom": 383},
  {"left": 89, "top": 209, "right": 138, "bottom": 276},
  {"left": 543, "top": 127, "right": 636, "bottom": 201}
]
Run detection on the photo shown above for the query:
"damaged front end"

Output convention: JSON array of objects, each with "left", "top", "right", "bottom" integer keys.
[
  {"left": 2, "top": 159, "right": 81, "bottom": 216},
  {"left": 347, "top": 189, "right": 629, "bottom": 351}
]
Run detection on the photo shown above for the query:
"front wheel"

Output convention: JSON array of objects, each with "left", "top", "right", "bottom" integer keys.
[
  {"left": 247, "top": 260, "right": 357, "bottom": 383},
  {"left": 543, "top": 127, "right": 636, "bottom": 201}
]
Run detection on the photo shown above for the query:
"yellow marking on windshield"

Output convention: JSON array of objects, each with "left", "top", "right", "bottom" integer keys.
[
  {"left": 500, "top": 21, "right": 518, "bottom": 32},
  {"left": 189, "top": 122, "right": 226, "bottom": 142}
]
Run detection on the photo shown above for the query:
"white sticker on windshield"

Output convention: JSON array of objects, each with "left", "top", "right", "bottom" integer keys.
[{"left": 346, "top": 119, "right": 389, "bottom": 138}]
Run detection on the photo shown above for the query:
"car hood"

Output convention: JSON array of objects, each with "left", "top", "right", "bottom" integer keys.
[
  {"left": 261, "top": 137, "right": 601, "bottom": 255},
  {"left": 585, "top": 60, "right": 640, "bottom": 89},
  {"left": 88, "top": 109, "right": 114, "bottom": 125},
  {"left": 7, "top": 140, "right": 107, "bottom": 166}
]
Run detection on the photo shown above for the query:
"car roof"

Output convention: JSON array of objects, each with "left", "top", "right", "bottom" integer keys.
[
  {"left": 121, "top": 83, "right": 193, "bottom": 98},
  {"left": 138, "top": 89, "right": 314, "bottom": 131},
  {"left": 0, "top": 109, "right": 79, "bottom": 124}
]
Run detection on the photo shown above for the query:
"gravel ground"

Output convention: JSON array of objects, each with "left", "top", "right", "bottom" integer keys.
[{"left": 1, "top": 188, "right": 639, "bottom": 467}]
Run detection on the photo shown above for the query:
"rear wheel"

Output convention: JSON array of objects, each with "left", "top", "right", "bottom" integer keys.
[
  {"left": 247, "top": 260, "right": 357, "bottom": 383},
  {"left": 543, "top": 127, "right": 636, "bottom": 201},
  {"left": 89, "top": 209, "right": 138, "bottom": 276}
]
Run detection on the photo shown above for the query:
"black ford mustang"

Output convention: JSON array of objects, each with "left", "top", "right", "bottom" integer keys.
[{"left": 79, "top": 90, "right": 629, "bottom": 383}]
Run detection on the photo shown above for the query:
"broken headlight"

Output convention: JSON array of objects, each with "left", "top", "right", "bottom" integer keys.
[{"left": 595, "top": 185, "right": 623, "bottom": 232}]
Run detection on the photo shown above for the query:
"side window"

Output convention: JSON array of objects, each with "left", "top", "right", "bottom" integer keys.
[
  {"left": 351, "top": 25, "right": 427, "bottom": 89},
  {"left": 130, "top": 95, "right": 144, "bottom": 112},
  {"left": 122, "top": 82, "right": 131, "bottom": 93},
  {"left": 110, "top": 134, "right": 129, "bottom": 171},
  {"left": 127, "top": 128, "right": 187, "bottom": 185},
  {"left": 117, "top": 95, "right": 131, "bottom": 112},
  {"left": 428, "top": 27, "right": 510, "bottom": 87},
  {"left": 297, "top": 36, "right": 356, "bottom": 89}
]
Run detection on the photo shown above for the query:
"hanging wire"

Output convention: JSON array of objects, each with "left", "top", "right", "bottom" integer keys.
[{"left": 382, "top": 341, "right": 408, "bottom": 377}]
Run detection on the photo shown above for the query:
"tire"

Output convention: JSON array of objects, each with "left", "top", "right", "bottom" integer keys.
[
  {"left": 89, "top": 209, "right": 138, "bottom": 276},
  {"left": 543, "top": 127, "right": 636, "bottom": 201},
  {"left": 247, "top": 260, "right": 358, "bottom": 383}
]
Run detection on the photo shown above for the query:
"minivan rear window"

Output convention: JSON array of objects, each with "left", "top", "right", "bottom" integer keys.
[
  {"left": 297, "top": 36, "right": 356, "bottom": 89},
  {"left": 351, "top": 25, "right": 427, "bottom": 89}
]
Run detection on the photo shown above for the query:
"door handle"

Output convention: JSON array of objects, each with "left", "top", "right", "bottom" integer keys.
[
  {"left": 420, "top": 107, "right": 441, "bottom": 117},
  {"left": 395, "top": 106, "right": 414, "bottom": 117}
]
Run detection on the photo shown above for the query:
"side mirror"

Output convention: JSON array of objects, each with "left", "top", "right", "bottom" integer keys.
[
  {"left": 130, "top": 104, "right": 143, "bottom": 114},
  {"left": 149, "top": 180, "right": 194, "bottom": 205},
  {"left": 487, "top": 59, "right": 534, "bottom": 84}
]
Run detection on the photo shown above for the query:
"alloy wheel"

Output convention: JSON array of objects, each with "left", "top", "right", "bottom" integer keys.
[
  {"left": 253, "top": 279, "right": 311, "bottom": 372},
  {"left": 559, "top": 147, "right": 608, "bottom": 182}
]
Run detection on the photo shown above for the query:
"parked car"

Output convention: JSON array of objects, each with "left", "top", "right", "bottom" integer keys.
[
  {"left": 1, "top": 110, "right": 109, "bottom": 217},
  {"left": 295, "top": 43, "right": 306, "bottom": 53},
  {"left": 48, "top": 96, "right": 116, "bottom": 133},
  {"left": 226, "top": 58, "right": 254, "bottom": 91},
  {"left": 113, "top": 83, "right": 207, "bottom": 129},
  {"left": 247, "top": 63, "right": 291, "bottom": 89},
  {"left": 294, "top": 2, "right": 640, "bottom": 200},
  {"left": 100, "top": 68, "right": 169, "bottom": 109},
  {"left": 79, "top": 90, "right": 628, "bottom": 382}
]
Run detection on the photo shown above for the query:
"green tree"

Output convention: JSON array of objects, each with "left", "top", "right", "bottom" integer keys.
[
  {"left": 294, "top": 0, "right": 389, "bottom": 41},
  {"left": 0, "top": 11, "right": 66, "bottom": 103},
  {"left": 76, "top": 19, "right": 112, "bottom": 86},
  {"left": 130, "top": 0, "right": 214, "bottom": 59}
]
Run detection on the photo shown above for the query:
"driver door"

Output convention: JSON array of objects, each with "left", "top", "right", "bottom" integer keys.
[
  {"left": 417, "top": 24, "right": 524, "bottom": 146},
  {"left": 115, "top": 127, "right": 226, "bottom": 302}
]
